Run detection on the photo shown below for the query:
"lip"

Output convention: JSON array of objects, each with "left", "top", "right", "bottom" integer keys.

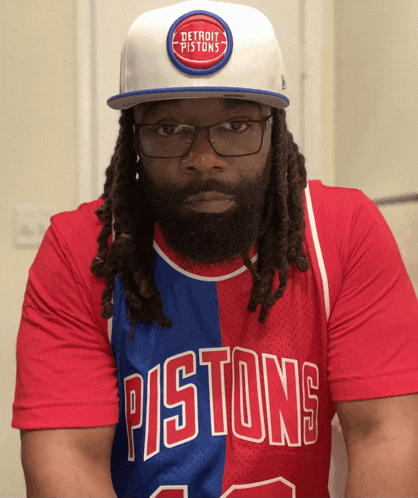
[{"left": 184, "top": 191, "right": 234, "bottom": 202}]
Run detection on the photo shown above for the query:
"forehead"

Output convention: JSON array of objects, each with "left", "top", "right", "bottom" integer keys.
[{"left": 134, "top": 98, "right": 268, "bottom": 122}]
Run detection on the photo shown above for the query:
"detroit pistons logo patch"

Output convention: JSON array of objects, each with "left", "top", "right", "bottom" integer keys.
[{"left": 167, "top": 10, "right": 233, "bottom": 75}]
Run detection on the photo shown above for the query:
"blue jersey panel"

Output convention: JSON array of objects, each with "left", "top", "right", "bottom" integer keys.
[{"left": 111, "top": 253, "right": 226, "bottom": 498}]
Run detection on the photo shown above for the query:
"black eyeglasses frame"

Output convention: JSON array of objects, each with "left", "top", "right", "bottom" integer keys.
[{"left": 133, "top": 115, "right": 273, "bottom": 159}]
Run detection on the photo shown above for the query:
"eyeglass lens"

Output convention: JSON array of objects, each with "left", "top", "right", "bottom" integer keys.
[{"left": 139, "top": 121, "right": 264, "bottom": 158}]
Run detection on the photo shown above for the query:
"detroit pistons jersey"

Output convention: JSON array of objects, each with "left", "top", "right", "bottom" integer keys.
[
  {"left": 109, "top": 183, "right": 335, "bottom": 498},
  {"left": 12, "top": 181, "right": 418, "bottom": 495}
]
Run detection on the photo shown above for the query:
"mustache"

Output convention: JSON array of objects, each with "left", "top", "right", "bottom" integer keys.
[
  {"left": 178, "top": 179, "right": 241, "bottom": 197},
  {"left": 146, "top": 178, "right": 244, "bottom": 203}
]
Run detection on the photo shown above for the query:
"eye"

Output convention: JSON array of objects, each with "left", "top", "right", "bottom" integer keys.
[
  {"left": 220, "top": 121, "right": 252, "bottom": 132},
  {"left": 155, "top": 124, "right": 187, "bottom": 137}
]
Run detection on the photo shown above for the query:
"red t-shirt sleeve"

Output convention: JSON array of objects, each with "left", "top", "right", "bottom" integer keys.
[
  {"left": 12, "top": 200, "right": 119, "bottom": 430},
  {"left": 314, "top": 183, "right": 418, "bottom": 403}
]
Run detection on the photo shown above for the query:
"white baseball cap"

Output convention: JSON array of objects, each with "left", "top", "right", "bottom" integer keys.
[{"left": 107, "top": 0, "right": 289, "bottom": 110}]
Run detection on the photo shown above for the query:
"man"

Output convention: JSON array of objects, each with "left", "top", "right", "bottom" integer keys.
[{"left": 13, "top": 1, "right": 418, "bottom": 497}]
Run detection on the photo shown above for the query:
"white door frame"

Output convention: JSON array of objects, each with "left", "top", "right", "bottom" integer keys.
[
  {"left": 76, "top": 0, "right": 326, "bottom": 203},
  {"left": 76, "top": 0, "right": 95, "bottom": 204}
]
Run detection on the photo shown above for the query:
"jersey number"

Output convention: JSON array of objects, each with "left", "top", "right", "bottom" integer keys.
[{"left": 150, "top": 476, "right": 296, "bottom": 497}]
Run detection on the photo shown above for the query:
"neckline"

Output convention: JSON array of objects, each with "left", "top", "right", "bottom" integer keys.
[{"left": 153, "top": 225, "right": 258, "bottom": 281}]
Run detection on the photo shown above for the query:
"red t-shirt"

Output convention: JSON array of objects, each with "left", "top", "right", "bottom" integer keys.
[{"left": 12, "top": 181, "right": 418, "bottom": 430}]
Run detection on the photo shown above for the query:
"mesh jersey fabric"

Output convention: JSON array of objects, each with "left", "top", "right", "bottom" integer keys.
[{"left": 12, "top": 180, "right": 418, "bottom": 498}]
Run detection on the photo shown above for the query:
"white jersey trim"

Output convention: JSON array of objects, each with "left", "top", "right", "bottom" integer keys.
[
  {"left": 305, "top": 183, "right": 330, "bottom": 320},
  {"left": 153, "top": 240, "right": 258, "bottom": 282}
]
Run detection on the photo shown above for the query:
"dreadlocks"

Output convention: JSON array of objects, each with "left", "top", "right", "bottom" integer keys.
[{"left": 91, "top": 105, "right": 310, "bottom": 334}]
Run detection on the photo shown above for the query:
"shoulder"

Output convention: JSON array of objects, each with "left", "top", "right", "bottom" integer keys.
[
  {"left": 306, "top": 179, "right": 373, "bottom": 216},
  {"left": 304, "top": 180, "right": 406, "bottom": 305},
  {"left": 29, "top": 199, "right": 104, "bottom": 308},
  {"left": 46, "top": 196, "right": 106, "bottom": 293},
  {"left": 28, "top": 198, "right": 107, "bottom": 324},
  {"left": 46, "top": 198, "right": 105, "bottom": 267},
  {"left": 306, "top": 180, "right": 386, "bottom": 259},
  {"left": 50, "top": 198, "right": 104, "bottom": 242}
]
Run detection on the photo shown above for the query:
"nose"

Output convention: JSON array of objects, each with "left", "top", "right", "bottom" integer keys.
[{"left": 181, "top": 130, "right": 227, "bottom": 172}]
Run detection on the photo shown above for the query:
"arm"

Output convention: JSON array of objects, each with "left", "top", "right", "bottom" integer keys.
[
  {"left": 337, "top": 393, "right": 418, "bottom": 497},
  {"left": 21, "top": 425, "right": 117, "bottom": 498}
]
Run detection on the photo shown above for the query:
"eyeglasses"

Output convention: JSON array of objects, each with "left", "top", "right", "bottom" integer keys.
[{"left": 134, "top": 115, "right": 273, "bottom": 158}]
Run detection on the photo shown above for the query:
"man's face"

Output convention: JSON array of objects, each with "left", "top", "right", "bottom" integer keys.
[{"left": 134, "top": 98, "right": 273, "bottom": 264}]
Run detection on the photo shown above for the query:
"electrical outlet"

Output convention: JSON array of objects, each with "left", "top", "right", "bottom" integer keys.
[{"left": 14, "top": 203, "right": 56, "bottom": 246}]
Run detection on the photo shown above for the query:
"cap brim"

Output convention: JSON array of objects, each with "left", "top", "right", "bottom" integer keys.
[{"left": 107, "top": 86, "right": 289, "bottom": 110}]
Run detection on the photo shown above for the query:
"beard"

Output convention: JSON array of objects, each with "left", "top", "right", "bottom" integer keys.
[{"left": 140, "top": 157, "right": 272, "bottom": 264}]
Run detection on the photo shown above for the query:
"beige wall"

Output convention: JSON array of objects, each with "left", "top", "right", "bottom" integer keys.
[
  {"left": 335, "top": 0, "right": 418, "bottom": 197},
  {"left": 322, "top": 0, "right": 335, "bottom": 187},
  {"left": 335, "top": 0, "right": 418, "bottom": 294},
  {"left": 0, "top": 0, "right": 78, "bottom": 495}
]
